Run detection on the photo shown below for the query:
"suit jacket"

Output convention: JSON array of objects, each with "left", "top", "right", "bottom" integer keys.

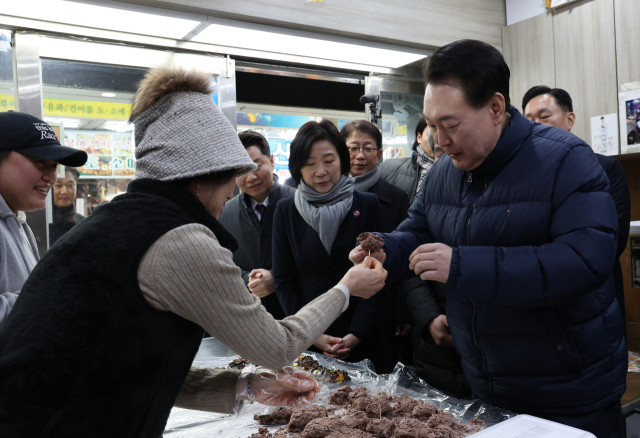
[
  {"left": 596, "top": 154, "right": 631, "bottom": 329},
  {"left": 272, "top": 190, "right": 384, "bottom": 360},
  {"left": 218, "top": 176, "right": 295, "bottom": 319},
  {"left": 366, "top": 177, "right": 414, "bottom": 372}
]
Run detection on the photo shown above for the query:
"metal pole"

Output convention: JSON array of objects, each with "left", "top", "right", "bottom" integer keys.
[{"left": 13, "top": 32, "right": 51, "bottom": 256}]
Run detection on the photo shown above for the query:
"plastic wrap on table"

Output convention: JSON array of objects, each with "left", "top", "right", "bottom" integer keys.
[{"left": 164, "top": 352, "right": 516, "bottom": 437}]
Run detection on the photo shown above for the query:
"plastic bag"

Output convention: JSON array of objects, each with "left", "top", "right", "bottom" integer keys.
[
  {"left": 234, "top": 365, "right": 323, "bottom": 414},
  {"left": 164, "top": 347, "right": 515, "bottom": 437}
]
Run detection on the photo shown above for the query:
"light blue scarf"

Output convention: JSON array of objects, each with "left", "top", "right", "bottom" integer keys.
[{"left": 294, "top": 175, "right": 355, "bottom": 253}]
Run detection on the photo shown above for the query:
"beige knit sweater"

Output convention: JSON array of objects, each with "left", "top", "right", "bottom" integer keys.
[{"left": 138, "top": 223, "right": 346, "bottom": 414}]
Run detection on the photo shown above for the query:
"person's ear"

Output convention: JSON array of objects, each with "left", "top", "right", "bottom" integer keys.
[
  {"left": 489, "top": 93, "right": 507, "bottom": 126},
  {"left": 269, "top": 154, "right": 275, "bottom": 168},
  {"left": 376, "top": 149, "right": 383, "bottom": 160},
  {"left": 416, "top": 132, "right": 422, "bottom": 144},
  {"left": 566, "top": 112, "right": 576, "bottom": 132}
]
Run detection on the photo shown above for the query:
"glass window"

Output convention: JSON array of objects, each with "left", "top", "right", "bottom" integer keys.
[
  {"left": 0, "top": 30, "right": 14, "bottom": 113},
  {"left": 380, "top": 92, "right": 424, "bottom": 160},
  {"left": 236, "top": 106, "right": 363, "bottom": 181},
  {"left": 41, "top": 59, "right": 146, "bottom": 246}
]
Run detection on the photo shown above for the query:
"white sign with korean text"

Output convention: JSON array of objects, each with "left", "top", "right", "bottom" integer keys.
[{"left": 590, "top": 113, "right": 619, "bottom": 156}]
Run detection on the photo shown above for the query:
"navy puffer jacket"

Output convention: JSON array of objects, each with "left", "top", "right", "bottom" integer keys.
[{"left": 381, "top": 108, "right": 626, "bottom": 417}]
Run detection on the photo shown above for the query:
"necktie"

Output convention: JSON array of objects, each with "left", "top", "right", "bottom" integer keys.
[{"left": 255, "top": 204, "right": 266, "bottom": 223}]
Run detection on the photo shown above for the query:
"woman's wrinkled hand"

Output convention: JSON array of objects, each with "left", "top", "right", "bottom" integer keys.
[{"left": 339, "top": 256, "right": 387, "bottom": 299}]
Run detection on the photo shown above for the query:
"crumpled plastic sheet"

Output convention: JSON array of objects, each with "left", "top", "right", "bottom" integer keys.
[{"left": 164, "top": 351, "right": 516, "bottom": 437}]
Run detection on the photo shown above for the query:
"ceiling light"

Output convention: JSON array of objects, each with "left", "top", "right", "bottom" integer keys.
[
  {"left": 104, "top": 121, "right": 134, "bottom": 133},
  {"left": 192, "top": 23, "right": 428, "bottom": 69},
  {"left": 101, "top": 92, "right": 116, "bottom": 98},
  {"left": 45, "top": 117, "right": 80, "bottom": 128},
  {"left": 3, "top": 0, "right": 201, "bottom": 40},
  {"left": 63, "top": 120, "right": 79, "bottom": 129}
]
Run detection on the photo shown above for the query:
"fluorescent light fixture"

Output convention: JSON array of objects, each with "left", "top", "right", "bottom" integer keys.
[
  {"left": 63, "top": 120, "right": 79, "bottom": 128},
  {"left": 101, "top": 92, "right": 116, "bottom": 97},
  {"left": 192, "top": 23, "right": 428, "bottom": 69},
  {"left": 103, "top": 121, "right": 134, "bottom": 133},
  {"left": 3, "top": 0, "right": 200, "bottom": 39}
]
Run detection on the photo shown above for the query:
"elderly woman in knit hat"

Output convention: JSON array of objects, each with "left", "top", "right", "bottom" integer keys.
[{"left": 0, "top": 67, "right": 387, "bottom": 436}]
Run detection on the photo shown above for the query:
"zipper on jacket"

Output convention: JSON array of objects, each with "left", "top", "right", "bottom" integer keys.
[
  {"left": 465, "top": 175, "right": 494, "bottom": 404},
  {"left": 467, "top": 172, "right": 472, "bottom": 183}
]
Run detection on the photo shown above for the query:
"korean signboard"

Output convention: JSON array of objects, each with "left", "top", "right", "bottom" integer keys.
[{"left": 65, "top": 130, "right": 135, "bottom": 178}]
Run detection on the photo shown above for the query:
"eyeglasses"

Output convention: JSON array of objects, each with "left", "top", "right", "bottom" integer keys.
[{"left": 347, "top": 146, "right": 377, "bottom": 156}]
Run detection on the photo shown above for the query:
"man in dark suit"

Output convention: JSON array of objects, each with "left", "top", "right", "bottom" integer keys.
[
  {"left": 523, "top": 86, "right": 631, "bottom": 332},
  {"left": 340, "top": 120, "right": 417, "bottom": 373},
  {"left": 219, "top": 131, "right": 295, "bottom": 319}
]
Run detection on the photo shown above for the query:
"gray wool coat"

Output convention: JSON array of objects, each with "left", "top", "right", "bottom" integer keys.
[{"left": 0, "top": 194, "right": 39, "bottom": 325}]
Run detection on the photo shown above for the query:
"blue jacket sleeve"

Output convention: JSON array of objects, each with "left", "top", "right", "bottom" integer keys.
[
  {"left": 606, "top": 159, "right": 631, "bottom": 259},
  {"left": 378, "top": 173, "right": 434, "bottom": 283},
  {"left": 272, "top": 202, "right": 299, "bottom": 316},
  {"left": 349, "top": 197, "right": 384, "bottom": 341},
  {"left": 453, "top": 146, "right": 618, "bottom": 307}
]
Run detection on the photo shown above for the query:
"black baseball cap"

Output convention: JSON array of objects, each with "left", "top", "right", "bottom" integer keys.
[{"left": 0, "top": 111, "right": 88, "bottom": 167}]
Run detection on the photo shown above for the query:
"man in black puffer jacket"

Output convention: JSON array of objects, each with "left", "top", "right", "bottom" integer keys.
[{"left": 352, "top": 40, "right": 626, "bottom": 438}]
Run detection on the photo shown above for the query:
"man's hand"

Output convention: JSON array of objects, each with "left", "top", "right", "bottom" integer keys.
[
  {"left": 395, "top": 323, "right": 412, "bottom": 337},
  {"left": 408, "top": 243, "right": 452, "bottom": 283},
  {"left": 248, "top": 269, "right": 275, "bottom": 298},
  {"left": 325, "top": 333, "right": 361, "bottom": 360},
  {"left": 250, "top": 367, "right": 320, "bottom": 407},
  {"left": 428, "top": 315, "right": 453, "bottom": 347},
  {"left": 339, "top": 257, "right": 387, "bottom": 299},
  {"left": 314, "top": 334, "right": 345, "bottom": 358},
  {"left": 349, "top": 245, "right": 386, "bottom": 266}
]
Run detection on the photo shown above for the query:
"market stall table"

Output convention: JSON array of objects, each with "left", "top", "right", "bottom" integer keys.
[{"left": 163, "top": 338, "right": 595, "bottom": 437}]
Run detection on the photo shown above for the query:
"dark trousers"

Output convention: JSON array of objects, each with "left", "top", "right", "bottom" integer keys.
[{"left": 541, "top": 402, "right": 623, "bottom": 438}]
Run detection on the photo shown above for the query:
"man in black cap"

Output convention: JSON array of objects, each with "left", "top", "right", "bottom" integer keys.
[{"left": 0, "top": 111, "right": 87, "bottom": 325}]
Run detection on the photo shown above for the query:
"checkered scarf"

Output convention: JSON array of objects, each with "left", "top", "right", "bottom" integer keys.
[{"left": 415, "top": 146, "right": 435, "bottom": 195}]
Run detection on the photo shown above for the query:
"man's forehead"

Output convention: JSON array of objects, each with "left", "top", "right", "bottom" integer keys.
[
  {"left": 528, "top": 94, "right": 559, "bottom": 111},
  {"left": 423, "top": 82, "right": 468, "bottom": 121}
]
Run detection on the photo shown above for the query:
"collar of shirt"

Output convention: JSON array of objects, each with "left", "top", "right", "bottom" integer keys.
[
  {"left": 249, "top": 196, "right": 270, "bottom": 221},
  {"left": 249, "top": 196, "right": 270, "bottom": 210}
]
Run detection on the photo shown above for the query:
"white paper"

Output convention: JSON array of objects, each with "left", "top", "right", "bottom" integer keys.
[
  {"left": 549, "top": 0, "right": 581, "bottom": 7},
  {"left": 590, "top": 113, "right": 619, "bottom": 156},
  {"left": 472, "top": 415, "right": 595, "bottom": 438}
]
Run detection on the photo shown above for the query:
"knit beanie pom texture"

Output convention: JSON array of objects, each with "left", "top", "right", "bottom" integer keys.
[
  {"left": 130, "top": 67, "right": 214, "bottom": 122},
  {"left": 131, "top": 66, "right": 257, "bottom": 182}
]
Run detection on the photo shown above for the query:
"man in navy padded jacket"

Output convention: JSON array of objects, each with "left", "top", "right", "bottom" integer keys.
[
  {"left": 523, "top": 86, "right": 631, "bottom": 337},
  {"left": 351, "top": 40, "right": 626, "bottom": 438}
]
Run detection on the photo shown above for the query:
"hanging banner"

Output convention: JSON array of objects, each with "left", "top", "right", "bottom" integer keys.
[
  {"left": 267, "top": 138, "right": 291, "bottom": 181},
  {"left": 64, "top": 130, "right": 135, "bottom": 178},
  {"left": 0, "top": 93, "right": 131, "bottom": 119}
]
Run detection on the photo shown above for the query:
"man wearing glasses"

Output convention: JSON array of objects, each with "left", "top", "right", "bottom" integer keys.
[{"left": 340, "top": 120, "right": 415, "bottom": 374}]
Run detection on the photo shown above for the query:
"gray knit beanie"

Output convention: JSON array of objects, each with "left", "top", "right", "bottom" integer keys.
[{"left": 130, "top": 67, "right": 256, "bottom": 181}]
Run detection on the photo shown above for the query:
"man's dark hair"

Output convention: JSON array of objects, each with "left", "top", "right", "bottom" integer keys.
[
  {"left": 289, "top": 119, "right": 350, "bottom": 186},
  {"left": 412, "top": 118, "right": 428, "bottom": 152},
  {"left": 340, "top": 120, "right": 382, "bottom": 150},
  {"left": 422, "top": 39, "right": 511, "bottom": 110},
  {"left": 522, "top": 86, "right": 573, "bottom": 113},
  {"left": 238, "top": 130, "right": 271, "bottom": 157},
  {"left": 65, "top": 167, "right": 80, "bottom": 181}
]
